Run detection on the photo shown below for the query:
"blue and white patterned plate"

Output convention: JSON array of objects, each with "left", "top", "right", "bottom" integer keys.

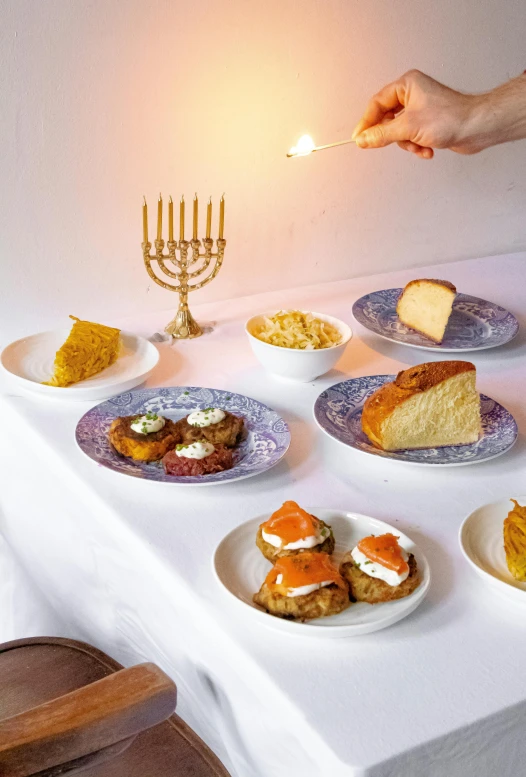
[
  {"left": 352, "top": 289, "right": 519, "bottom": 352},
  {"left": 314, "top": 375, "right": 518, "bottom": 467},
  {"left": 76, "top": 386, "right": 291, "bottom": 485}
]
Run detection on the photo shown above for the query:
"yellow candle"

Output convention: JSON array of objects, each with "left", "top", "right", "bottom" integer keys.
[
  {"left": 219, "top": 194, "right": 225, "bottom": 239},
  {"left": 168, "top": 196, "right": 174, "bottom": 242},
  {"left": 206, "top": 197, "right": 212, "bottom": 239},
  {"left": 193, "top": 193, "right": 198, "bottom": 240},
  {"left": 180, "top": 195, "right": 185, "bottom": 241},
  {"left": 157, "top": 193, "right": 162, "bottom": 240},
  {"left": 142, "top": 196, "right": 148, "bottom": 242}
]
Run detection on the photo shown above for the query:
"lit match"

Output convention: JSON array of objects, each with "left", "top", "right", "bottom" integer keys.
[{"left": 287, "top": 134, "right": 356, "bottom": 158}]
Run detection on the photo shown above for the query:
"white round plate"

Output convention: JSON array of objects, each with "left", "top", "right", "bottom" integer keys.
[
  {"left": 1, "top": 329, "right": 159, "bottom": 401},
  {"left": 213, "top": 509, "right": 430, "bottom": 637},
  {"left": 460, "top": 495, "right": 526, "bottom": 603}
]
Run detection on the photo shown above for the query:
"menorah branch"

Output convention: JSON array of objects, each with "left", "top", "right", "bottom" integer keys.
[
  {"left": 188, "top": 239, "right": 226, "bottom": 291},
  {"left": 185, "top": 238, "right": 214, "bottom": 279}
]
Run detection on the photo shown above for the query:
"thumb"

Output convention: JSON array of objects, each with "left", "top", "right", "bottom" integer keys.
[{"left": 355, "top": 117, "right": 408, "bottom": 148}]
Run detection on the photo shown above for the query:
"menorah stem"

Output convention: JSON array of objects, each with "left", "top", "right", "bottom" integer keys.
[{"left": 164, "top": 240, "right": 203, "bottom": 339}]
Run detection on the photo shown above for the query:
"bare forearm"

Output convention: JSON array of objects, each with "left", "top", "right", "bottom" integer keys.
[{"left": 466, "top": 74, "right": 526, "bottom": 151}]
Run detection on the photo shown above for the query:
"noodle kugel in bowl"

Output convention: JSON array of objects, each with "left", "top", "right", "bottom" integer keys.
[{"left": 245, "top": 310, "right": 352, "bottom": 382}]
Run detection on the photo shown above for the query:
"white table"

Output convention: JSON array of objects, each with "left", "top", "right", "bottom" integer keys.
[{"left": 1, "top": 253, "right": 526, "bottom": 777}]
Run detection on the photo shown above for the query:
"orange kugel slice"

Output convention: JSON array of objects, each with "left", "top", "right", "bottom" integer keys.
[{"left": 45, "top": 316, "right": 121, "bottom": 387}]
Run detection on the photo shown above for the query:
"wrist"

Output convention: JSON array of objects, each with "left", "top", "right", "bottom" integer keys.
[
  {"left": 460, "top": 76, "right": 526, "bottom": 152},
  {"left": 457, "top": 94, "right": 497, "bottom": 152}
]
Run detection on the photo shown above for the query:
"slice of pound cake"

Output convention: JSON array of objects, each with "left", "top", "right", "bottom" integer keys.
[
  {"left": 361, "top": 361, "right": 481, "bottom": 451},
  {"left": 396, "top": 279, "right": 456, "bottom": 343}
]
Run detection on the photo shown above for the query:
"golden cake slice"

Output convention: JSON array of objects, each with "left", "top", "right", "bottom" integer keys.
[
  {"left": 361, "top": 361, "right": 481, "bottom": 451},
  {"left": 45, "top": 316, "right": 121, "bottom": 387},
  {"left": 503, "top": 500, "right": 526, "bottom": 582},
  {"left": 396, "top": 279, "right": 456, "bottom": 343}
]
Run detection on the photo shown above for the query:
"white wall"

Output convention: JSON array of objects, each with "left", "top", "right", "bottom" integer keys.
[{"left": 1, "top": 0, "right": 525, "bottom": 341}]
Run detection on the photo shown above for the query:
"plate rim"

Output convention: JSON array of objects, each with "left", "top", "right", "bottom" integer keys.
[
  {"left": 459, "top": 495, "right": 526, "bottom": 599},
  {"left": 75, "top": 385, "right": 291, "bottom": 487},
  {"left": 313, "top": 375, "right": 518, "bottom": 468},
  {"left": 212, "top": 508, "right": 431, "bottom": 636},
  {"left": 0, "top": 328, "right": 160, "bottom": 394},
  {"left": 352, "top": 288, "right": 519, "bottom": 352}
]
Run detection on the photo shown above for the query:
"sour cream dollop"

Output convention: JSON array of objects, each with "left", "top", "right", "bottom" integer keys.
[
  {"left": 262, "top": 525, "right": 329, "bottom": 550},
  {"left": 351, "top": 545, "right": 409, "bottom": 587},
  {"left": 187, "top": 408, "right": 226, "bottom": 428},
  {"left": 175, "top": 441, "right": 215, "bottom": 459},
  {"left": 274, "top": 573, "right": 334, "bottom": 598},
  {"left": 286, "top": 580, "right": 334, "bottom": 598},
  {"left": 130, "top": 414, "right": 166, "bottom": 435}
]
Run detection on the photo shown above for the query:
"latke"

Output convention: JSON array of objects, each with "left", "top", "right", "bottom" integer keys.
[
  {"left": 339, "top": 552, "right": 420, "bottom": 604},
  {"left": 253, "top": 581, "right": 349, "bottom": 621},
  {"left": 163, "top": 445, "right": 234, "bottom": 476},
  {"left": 176, "top": 411, "right": 244, "bottom": 448},
  {"left": 255, "top": 519, "right": 335, "bottom": 562},
  {"left": 109, "top": 415, "right": 180, "bottom": 462}
]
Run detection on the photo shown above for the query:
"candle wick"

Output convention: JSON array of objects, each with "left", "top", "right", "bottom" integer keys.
[{"left": 169, "top": 195, "right": 173, "bottom": 203}]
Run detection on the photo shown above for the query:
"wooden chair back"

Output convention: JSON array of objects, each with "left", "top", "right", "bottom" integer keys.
[{"left": 0, "top": 637, "right": 231, "bottom": 777}]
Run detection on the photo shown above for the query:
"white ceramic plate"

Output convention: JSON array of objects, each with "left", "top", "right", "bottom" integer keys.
[
  {"left": 460, "top": 495, "right": 526, "bottom": 603},
  {"left": 213, "top": 509, "right": 430, "bottom": 637},
  {"left": 0, "top": 329, "right": 159, "bottom": 401}
]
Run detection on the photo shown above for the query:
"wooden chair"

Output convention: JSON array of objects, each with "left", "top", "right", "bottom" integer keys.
[{"left": 0, "top": 636, "right": 231, "bottom": 777}]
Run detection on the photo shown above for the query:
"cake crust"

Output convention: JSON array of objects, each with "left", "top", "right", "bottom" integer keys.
[
  {"left": 362, "top": 361, "right": 476, "bottom": 448},
  {"left": 401, "top": 278, "right": 456, "bottom": 294}
]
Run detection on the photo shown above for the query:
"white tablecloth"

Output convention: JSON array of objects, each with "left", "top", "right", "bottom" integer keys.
[{"left": 1, "top": 253, "right": 526, "bottom": 777}]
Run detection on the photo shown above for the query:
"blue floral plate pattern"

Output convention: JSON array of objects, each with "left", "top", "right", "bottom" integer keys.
[
  {"left": 352, "top": 289, "right": 519, "bottom": 352},
  {"left": 314, "top": 375, "right": 518, "bottom": 467},
  {"left": 76, "top": 386, "right": 290, "bottom": 485}
]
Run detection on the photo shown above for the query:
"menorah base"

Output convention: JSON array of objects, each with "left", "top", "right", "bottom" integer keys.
[{"left": 165, "top": 308, "right": 203, "bottom": 339}]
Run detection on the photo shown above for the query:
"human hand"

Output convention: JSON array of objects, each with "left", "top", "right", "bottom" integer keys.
[{"left": 352, "top": 70, "right": 483, "bottom": 159}]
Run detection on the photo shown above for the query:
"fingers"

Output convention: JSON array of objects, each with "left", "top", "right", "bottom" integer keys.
[
  {"left": 397, "top": 141, "right": 434, "bottom": 159},
  {"left": 354, "top": 115, "right": 409, "bottom": 148},
  {"left": 352, "top": 80, "right": 406, "bottom": 140}
]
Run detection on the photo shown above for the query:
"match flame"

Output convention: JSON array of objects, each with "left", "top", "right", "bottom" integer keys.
[{"left": 288, "top": 134, "right": 315, "bottom": 157}]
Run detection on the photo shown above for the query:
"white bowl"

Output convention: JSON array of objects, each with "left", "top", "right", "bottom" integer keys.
[{"left": 245, "top": 311, "right": 352, "bottom": 382}]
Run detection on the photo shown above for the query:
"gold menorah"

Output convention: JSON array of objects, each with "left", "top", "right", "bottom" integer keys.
[{"left": 142, "top": 193, "right": 226, "bottom": 339}]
